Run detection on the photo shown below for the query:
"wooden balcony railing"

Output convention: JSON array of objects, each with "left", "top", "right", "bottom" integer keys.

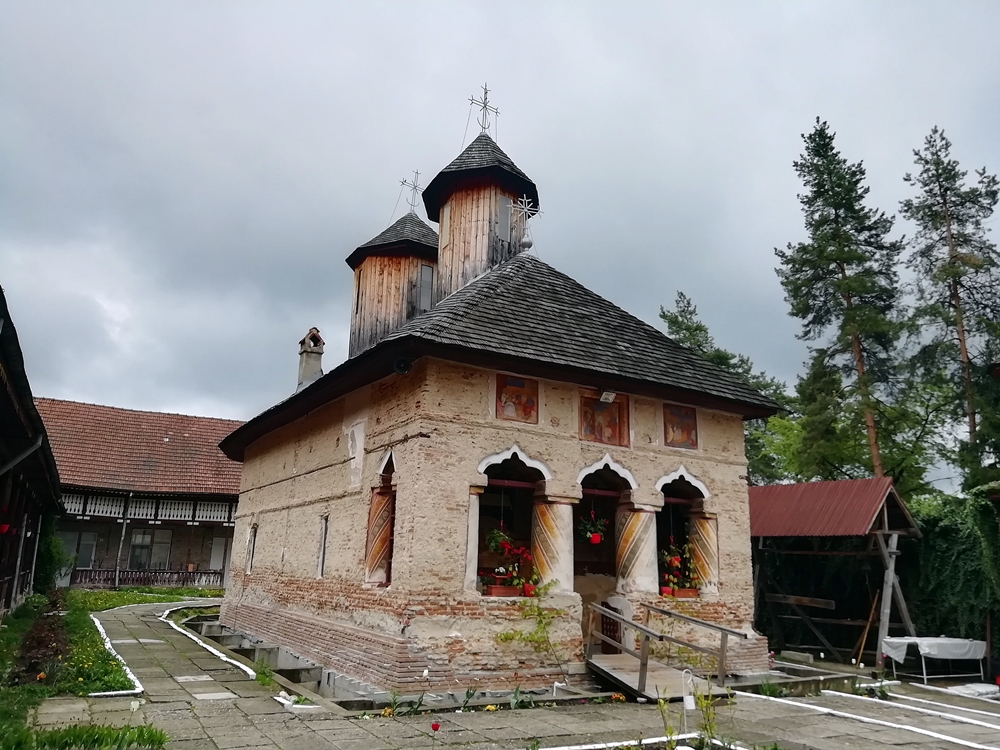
[{"left": 71, "top": 568, "right": 224, "bottom": 589}]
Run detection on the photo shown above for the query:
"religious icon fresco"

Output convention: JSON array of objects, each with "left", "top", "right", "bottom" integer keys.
[
  {"left": 496, "top": 374, "right": 539, "bottom": 424},
  {"left": 579, "top": 391, "right": 628, "bottom": 447},
  {"left": 664, "top": 404, "right": 698, "bottom": 449}
]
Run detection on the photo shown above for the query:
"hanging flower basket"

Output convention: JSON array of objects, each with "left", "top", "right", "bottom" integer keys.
[{"left": 579, "top": 511, "right": 608, "bottom": 545}]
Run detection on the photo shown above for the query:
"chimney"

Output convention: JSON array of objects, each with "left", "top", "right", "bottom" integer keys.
[{"left": 297, "top": 328, "right": 324, "bottom": 392}]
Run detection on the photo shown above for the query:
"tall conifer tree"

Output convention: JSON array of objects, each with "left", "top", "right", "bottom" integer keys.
[
  {"left": 776, "top": 119, "right": 903, "bottom": 477},
  {"left": 899, "top": 127, "right": 1000, "bottom": 446}
]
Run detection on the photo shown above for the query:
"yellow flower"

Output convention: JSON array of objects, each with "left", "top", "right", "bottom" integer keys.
[
  {"left": 484, "top": 704, "right": 497, "bottom": 711},
  {"left": 380, "top": 707, "right": 394, "bottom": 717},
  {"left": 36, "top": 673, "right": 45, "bottom": 680},
  {"left": 78, "top": 678, "right": 83, "bottom": 682}
]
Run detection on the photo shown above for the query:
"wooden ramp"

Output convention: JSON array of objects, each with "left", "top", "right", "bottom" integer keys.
[
  {"left": 584, "top": 602, "right": 748, "bottom": 701},
  {"left": 587, "top": 652, "right": 727, "bottom": 701}
]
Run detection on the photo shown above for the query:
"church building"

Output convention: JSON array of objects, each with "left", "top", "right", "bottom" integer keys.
[{"left": 219, "top": 122, "right": 780, "bottom": 692}]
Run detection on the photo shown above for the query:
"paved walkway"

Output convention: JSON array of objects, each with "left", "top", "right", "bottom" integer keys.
[{"left": 29, "top": 602, "right": 1000, "bottom": 749}]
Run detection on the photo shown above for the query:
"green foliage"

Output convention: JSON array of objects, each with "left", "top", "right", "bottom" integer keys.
[
  {"left": 897, "top": 483, "right": 1000, "bottom": 654},
  {"left": 253, "top": 659, "right": 274, "bottom": 687},
  {"left": 0, "top": 723, "right": 167, "bottom": 750},
  {"left": 59, "top": 595, "right": 132, "bottom": 695},
  {"left": 660, "top": 291, "right": 791, "bottom": 485},
  {"left": 496, "top": 580, "right": 567, "bottom": 678},
  {"left": 119, "top": 587, "right": 224, "bottom": 598},
  {"left": 32, "top": 515, "right": 70, "bottom": 596},
  {"left": 66, "top": 590, "right": 183, "bottom": 613},
  {"left": 168, "top": 606, "right": 220, "bottom": 623},
  {"left": 776, "top": 118, "right": 904, "bottom": 477}
]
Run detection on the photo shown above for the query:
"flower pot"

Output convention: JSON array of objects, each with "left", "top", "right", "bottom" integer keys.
[
  {"left": 485, "top": 585, "right": 521, "bottom": 597},
  {"left": 589, "top": 532, "right": 602, "bottom": 545},
  {"left": 674, "top": 588, "right": 698, "bottom": 599},
  {"left": 522, "top": 583, "right": 537, "bottom": 597},
  {"left": 660, "top": 586, "right": 673, "bottom": 597}
]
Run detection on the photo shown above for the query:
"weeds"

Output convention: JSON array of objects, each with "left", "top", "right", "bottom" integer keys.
[
  {"left": 253, "top": 659, "right": 274, "bottom": 687},
  {"left": 460, "top": 685, "right": 476, "bottom": 711},
  {"left": 403, "top": 691, "right": 425, "bottom": 716},
  {"left": 496, "top": 580, "right": 568, "bottom": 681},
  {"left": 0, "top": 723, "right": 167, "bottom": 750}
]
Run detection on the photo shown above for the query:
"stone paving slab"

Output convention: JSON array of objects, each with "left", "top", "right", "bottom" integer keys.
[{"left": 31, "top": 600, "right": 1000, "bottom": 749}]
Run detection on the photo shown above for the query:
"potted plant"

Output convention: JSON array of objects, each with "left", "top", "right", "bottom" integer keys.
[
  {"left": 660, "top": 539, "right": 700, "bottom": 598},
  {"left": 484, "top": 528, "right": 533, "bottom": 596},
  {"left": 579, "top": 510, "right": 609, "bottom": 545},
  {"left": 518, "top": 570, "right": 541, "bottom": 597}
]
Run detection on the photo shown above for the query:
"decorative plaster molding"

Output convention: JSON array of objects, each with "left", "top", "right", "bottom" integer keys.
[
  {"left": 654, "top": 465, "right": 711, "bottom": 498},
  {"left": 476, "top": 444, "right": 553, "bottom": 480},
  {"left": 575, "top": 453, "right": 638, "bottom": 490}
]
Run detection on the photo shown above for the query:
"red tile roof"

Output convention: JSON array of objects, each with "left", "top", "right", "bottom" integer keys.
[
  {"left": 748, "top": 478, "right": 913, "bottom": 537},
  {"left": 35, "top": 398, "right": 242, "bottom": 496}
]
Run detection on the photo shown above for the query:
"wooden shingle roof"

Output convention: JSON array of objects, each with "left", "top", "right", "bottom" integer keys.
[
  {"left": 221, "top": 254, "right": 781, "bottom": 461},
  {"left": 36, "top": 398, "right": 242, "bottom": 496},
  {"left": 345, "top": 213, "right": 439, "bottom": 270},
  {"left": 382, "top": 253, "right": 780, "bottom": 412},
  {"left": 422, "top": 133, "right": 539, "bottom": 221}
]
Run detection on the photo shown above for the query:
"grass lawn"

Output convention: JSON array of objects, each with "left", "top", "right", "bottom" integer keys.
[{"left": 0, "top": 592, "right": 171, "bottom": 749}]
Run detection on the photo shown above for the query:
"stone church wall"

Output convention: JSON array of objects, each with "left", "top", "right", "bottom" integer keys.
[{"left": 222, "top": 357, "right": 768, "bottom": 689}]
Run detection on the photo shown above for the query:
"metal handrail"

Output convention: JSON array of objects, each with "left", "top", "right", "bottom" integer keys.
[
  {"left": 591, "top": 603, "right": 669, "bottom": 640},
  {"left": 586, "top": 603, "right": 668, "bottom": 695},
  {"left": 644, "top": 603, "right": 749, "bottom": 639}
]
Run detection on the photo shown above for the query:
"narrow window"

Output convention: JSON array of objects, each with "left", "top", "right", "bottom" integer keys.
[
  {"left": 497, "top": 195, "right": 511, "bottom": 243},
  {"left": 128, "top": 530, "right": 153, "bottom": 570},
  {"left": 419, "top": 265, "right": 434, "bottom": 312},
  {"left": 355, "top": 269, "right": 363, "bottom": 313},
  {"left": 245, "top": 524, "right": 257, "bottom": 575},
  {"left": 150, "top": 529, "right": 172, "bottom": 570},
  {"left": 317, "top": 515, "right": 329, "bottom": 578},
  {"left": 440, "top": 203, "right": 450, "bottom": 246}
]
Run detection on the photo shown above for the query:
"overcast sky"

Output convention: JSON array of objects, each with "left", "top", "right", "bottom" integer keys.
[{"left": 2, "top": 2, "right": 999, "bottom": 422}]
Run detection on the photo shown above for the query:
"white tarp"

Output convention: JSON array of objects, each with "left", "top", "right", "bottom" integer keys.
[{"left": 882, "top": 636, "right": 986, "bottom": 664}]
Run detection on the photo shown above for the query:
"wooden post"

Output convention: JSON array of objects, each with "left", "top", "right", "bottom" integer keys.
[
  {"left": 987, "top": 610, "right": 993, "bottom": 682},
  {"left": 637, "top": 633, "right": 650, "bottom": 695},
  {"left": 875, "top": 532, "right": 916, "bottom": 636},
  {"left": 876, "top": 533, "right": 899, "bottom": 667},
  {"left": 718, "top": 631, "right": 729, "bottom": 687}
]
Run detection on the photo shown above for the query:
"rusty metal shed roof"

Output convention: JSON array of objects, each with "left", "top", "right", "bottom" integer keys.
[{"left": 749, "top": 478, "right": 920, "bottom": 538}]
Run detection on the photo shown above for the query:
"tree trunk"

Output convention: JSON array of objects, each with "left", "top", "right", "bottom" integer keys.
[
  {"left": 839, "top": 262, "right": 885, "bottom": 477},
  {"left": 942, "top": 199, "right": 978, "bottom": 443}
]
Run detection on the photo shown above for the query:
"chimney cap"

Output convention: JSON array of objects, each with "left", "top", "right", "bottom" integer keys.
[{"left": 299, "top": 328, "right": 324, "bottom": 350}]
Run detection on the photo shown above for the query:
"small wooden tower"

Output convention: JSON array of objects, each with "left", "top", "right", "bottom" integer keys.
[
  {"left": 346, "top": 212, "right": 439, "bottom": 357},
  {"left": 421, "top": 133, "right": 539, "bottom": 305}
]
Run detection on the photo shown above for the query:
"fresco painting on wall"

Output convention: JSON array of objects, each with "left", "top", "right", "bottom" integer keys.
[
  {"left": 664, "top": 404, "right": 698, "bottom": 449},
  {"left": 496, "top": 374, "right": 539, "bottom": 424},
  {"left": 579, "top": 391, "right": 629, "bottom": 447}
]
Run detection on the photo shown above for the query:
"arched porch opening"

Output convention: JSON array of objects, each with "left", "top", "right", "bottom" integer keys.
[
  {"left": 476, "top": 454, "right": 544, "bottom": 595},
  {"left": 656, "top": 469, "right": 717, "bottom": 596},
  {"left": 574, "top": 467, "right": 630, "bottom": 616}
]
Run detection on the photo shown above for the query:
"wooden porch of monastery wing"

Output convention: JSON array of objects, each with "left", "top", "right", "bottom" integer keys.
[
  {"left": 61, "top": 491, "right": 235, "bottom": 589},
  {"left": 748, "top": 478, "right": 921, "bottom": 667},
  {"left": 584, "top": 601, "right": 746, "bottom": 700}
]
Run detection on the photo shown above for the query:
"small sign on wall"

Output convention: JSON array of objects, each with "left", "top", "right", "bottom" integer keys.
[
  {"left": 664, "top": 404, "right": 698, "bottom": 450},
  {"left": 496, "top": 374, "right": 539, "bottom": 424}
]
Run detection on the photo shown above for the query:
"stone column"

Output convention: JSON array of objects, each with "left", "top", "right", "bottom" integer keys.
[
  {"left": 614, "top": 498, "right": 658, "bottom": 594},
  {"left": 690, "top": 512, "right": 719, "bottom": 595},
  {"left": 531, "top": 499, "right": 574, "bottom": 593}
]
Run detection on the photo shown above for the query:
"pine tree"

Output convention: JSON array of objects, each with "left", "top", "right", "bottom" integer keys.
[
  {"left": 776, "top": 119, "right": 904, "bottom": 477},
  {"left": 900, "top": 127, "right": 1000, "bottom": 446},
  {"left": 660, "top": 291, "right": 790, "bottom": 485}
]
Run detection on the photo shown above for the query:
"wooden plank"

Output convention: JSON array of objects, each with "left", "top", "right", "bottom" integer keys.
[
  {"left": 587, "top": 653, "right": 725, "bottom": 701},
  {"left": 876, "top": 533, "right": 899, "bottom": 666},
  {"left": 765, "top": 594, "right": 836, "bottom": 610},
  {"left": 788, "top": 603, "right": 844, "bottom": 662},
  {"left": 875, "top": 532, "right": 916, "bottom": 636}
]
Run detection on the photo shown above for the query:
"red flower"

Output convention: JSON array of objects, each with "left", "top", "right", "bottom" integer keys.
[{"left": 431, "top": 722, "right": 440, "bottom": 732}]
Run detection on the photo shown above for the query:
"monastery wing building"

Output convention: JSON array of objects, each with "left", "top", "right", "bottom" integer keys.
[{"left": 219, "top": 131, "right": 781, "bottom": 692}]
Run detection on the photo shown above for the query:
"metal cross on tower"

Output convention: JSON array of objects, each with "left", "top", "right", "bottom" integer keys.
[
  {"left": 511, "top": 195, "right": 538, "bottom": 250},
  {"left": 470, "top": 83, "right": 499, "bottom": 135},
  {"left": 400, "top": 170, "right": 422, "bottom": 214}
]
